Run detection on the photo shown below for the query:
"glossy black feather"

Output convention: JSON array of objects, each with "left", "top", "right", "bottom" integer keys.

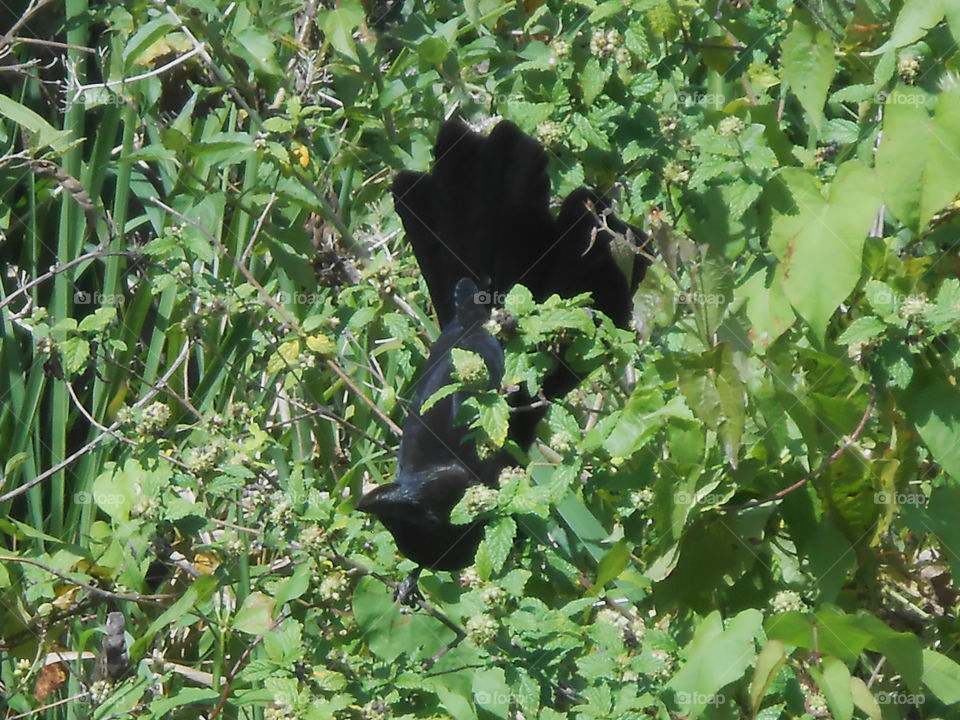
[{"left": 359, "top": 120, "right": 649, "bottom": 579}]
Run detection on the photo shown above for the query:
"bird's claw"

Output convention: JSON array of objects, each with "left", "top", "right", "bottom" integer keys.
[{"left": 394, "top": 569, "right": 423, "bottom": 607}]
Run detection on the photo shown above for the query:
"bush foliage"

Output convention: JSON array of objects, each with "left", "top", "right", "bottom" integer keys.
[{"left": 1, "top": 0, "right": 960, "bottom": 718}]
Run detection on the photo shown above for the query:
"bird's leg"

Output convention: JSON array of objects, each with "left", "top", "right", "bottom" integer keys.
[{"left": 394, "top": 567, "right": 423, "bottom": 607}]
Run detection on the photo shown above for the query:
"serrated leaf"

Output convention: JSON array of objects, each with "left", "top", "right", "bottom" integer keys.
[
  {"left": 59, "top": 336, "right": 90, "bottom": 374},
  {"left": 477, "top": 516, "right": 516, "bottom": 578},
  {"left": 501, "top": 102, "right": 553, "bottom": 132},
  {"left": 418, "top": 382, "right": 458, "bottom": 415},
  {"left": 837, "top": 316, "right": 886, "bottom": 344},
  {"left": 468, "top": 393, "right": 510, "bottom": 448},
  {"left": 571, "top": 114, "right": 610, "bottom": 150},
  {"left": 924, "top": 277, "right": 960, "bottom": 331},
  {"left": 267, "top": 339, "right": 299, "bottom": 374},
  {"left": 581, "top": 57, "right": 611, "bottom": 106},
  {"left": 78, "top": 307, "right": 117, "bottom": 334}
]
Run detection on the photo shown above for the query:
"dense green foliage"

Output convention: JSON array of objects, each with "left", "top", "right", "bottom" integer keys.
[{"left": 1, "top": 0, "right": 960, "bottom": 717}]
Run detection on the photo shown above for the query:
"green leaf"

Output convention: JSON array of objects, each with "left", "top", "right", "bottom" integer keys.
[
  {"left": 319, "top": 0, "right": 365, "bottom": 61},
  {"left": 4, "top": 452, "right": 28, "bottom": 479},
  {"left": 922, "top": 648, "right": 960, "bottom": 704},
  {"left": 849, "top": 677, "right": 882, "bottom": 720},
  {"left": 913, "top": 484, "right": 960, "bottom": 581},
  {"left": 78, "top": 306, "right": 117, "bottom": 334},
  {"left": 904, "top": 379, "right": 960, "bottom": 480},
  {"left": 581, "top": 57, "right": 611, "bottom": 106},
  {"left": 694, "top": 253, "right": 734, "bottom": 339},
  {"left": 669, "top": 609, "right": 763, "bottom": 719},
  {"left": 233, "top": 592, "right": 275, "bottom": 634},
  {"left": 782, "top": 18, "right": 837, "bottom": 134},
  {"left": 864, "top": 280, "right": 905, "bottom": 324},
  {"left": 352, "top": 577, "right": 451, "bottom": 662},
  {"left": 419, "top": 382, "right": 458, "bottom": 415},
  {"left": 190, "top": 132, "right": 257, "bottom": 165},
  {"left": 418, "top": 36, "right": 449, "bottom": 66},
  {"left": 476, "top": 516, "right": 516, "bottom": 578},
  {"left": 592, "top": 541, "right": 630, "bottom": 593},
  {"left": 450, "top": 347, "right": 488, "bottom": 386},
  {"left": 273, "top": 563, "right": 312, "bottom": 609},
  {"left": 233, "top": 27, "right": 283, "bottom": 77},
  {"left": 739, "top": 266, "right": 795, "bottom": 349},
  {"left": 887, "top": 0, "right": 945, "bottom": 51},
  {"left": 0, "top": 94, "right": 74, "bottom": 152},
  {"left": 677, "top": 344, "right": 745, "bottom": 464},
  {"left": 805, "top": 518, "right": 855, "bottom": 603},
  {"left": 571, "top": 113, "right": 610, "bottom": 151},
  {"left": 91, "top": 460, "right": 136, "bottom": 523},
  {"left": 121, "top": 14, "right": 179, "bottom": 67},
  {"left": 769, "top": 162, "right": 882, "bottom": 342},
  {"left": 468, "top": 393, "right": 510, "bottom": 448},
  {"left": 876, "top": 88, "right": 960, "bottom": 233},
  {"left": 837, "top": 316, "right": 886, "bottom": 344},
  {"left": 473, "top": 667, "right": 512, "bottom": 717},
  {"left": 924, "top": 278, "right": 960, "bottom": 331},
  {"left": 602, "top": 388, "right": 681, "bottom": 458},
  {"left": 811, "top": 657, "right": 853, "bottom": 720},
  {"left": 750, "top": 640, "right": 787, "bottom": 717}
]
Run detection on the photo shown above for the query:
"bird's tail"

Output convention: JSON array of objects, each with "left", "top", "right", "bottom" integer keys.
[{"left": 392, "top": 119, "right": 648, "bottom": 334}]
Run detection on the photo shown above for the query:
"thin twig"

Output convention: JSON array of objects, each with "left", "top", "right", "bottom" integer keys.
[
  {"left": 724, "top": 387, "right": 877, "bottom": 511},
  {"left": 0, "top": 247, "right": 131, "bottom": 312},
  {"left": 5, "top": 36, "right": 97, "bottom": 53},
  {"left": 0, "top": 555, "right": 169, "bottom": 607},
  {"left": 0, "top": 343, "right": 191, "bottom": 504},
  {"left": 208, "top": 614, "right": 288, "bottom": 720},
  {"left": 150, "top": 197, "right": 402, "bottom": 437},
  {"left": 68, "top": 47, "right": 203, "bottom": 103}
]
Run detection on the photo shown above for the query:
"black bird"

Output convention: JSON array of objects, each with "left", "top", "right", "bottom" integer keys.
[{"left": 358, "top": 119, "right": 648, "bottom": 602}]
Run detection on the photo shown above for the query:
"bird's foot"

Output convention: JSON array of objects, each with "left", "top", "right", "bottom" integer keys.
[{"left": 394, "top": 568, "right": 423, "bottom": 607}]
